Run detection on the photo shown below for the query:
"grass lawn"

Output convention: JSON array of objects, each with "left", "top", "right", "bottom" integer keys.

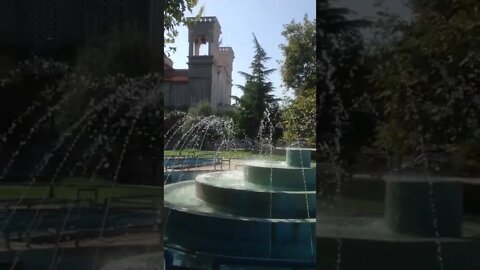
[
  {"left": 0, "top": 177, "right": 161, "bottom": 206},
  {"left": 164, "top": 149, "right": 286, "bottom": 161}
]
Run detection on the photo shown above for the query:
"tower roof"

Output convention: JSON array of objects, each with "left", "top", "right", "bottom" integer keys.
[
  {"left": 186, "top": 16, "right": 220, "bottom": 25},
  {"left": 219, "top": 47, "right": 235, "bottom": 58},
  {"left": 186, "top": 16, "right": 222, "bottom": 44}
]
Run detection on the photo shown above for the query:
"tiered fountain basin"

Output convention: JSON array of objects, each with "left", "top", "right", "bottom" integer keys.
[
  {"left": 317, "top": 174, "right": 480, "bottom": 270},
  {"left": 384, "top": 174, "right": 463, "bottom": 237},
  {"left": 164, "top": 148, "right": 316, "bottom": 262}
]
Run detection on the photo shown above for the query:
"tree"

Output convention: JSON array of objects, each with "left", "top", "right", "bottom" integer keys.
[
  {"left": 405, "top": 0, "right": 458, "bottom": 18},
  {"left": 317, "top": 1, "right": 375, "bottom": 170},
  {"left": 371, "top": 0, "right": 480, "bottom": 172},
  {"left": 0, "top": 57, "right": 70, "bottom": 181},
  {"left": 281, "top": 89, "right": 316, "bottom": 145},
  {"left": 187, "top": 100, "right": 213, "bottom": 117},
  {"left": 279, "top": 15, "right": 316, "bottom": 97},
  {"left": 279, "top": 16, "right": 316, "bottom": 145},
  {"left": 365, "top": 2, "right": 410, "bottom": 56},
  {"left": 164, "top": 0, "right": 204, "bottom": 55},
  {"left": 54, "top": 73, "right": 164, "bottom": 185},
  {"left": 317, "top": 0, "right": 372, "bottom": 37},
  {"left": 181, "top": 100, "right": 213, "bottom": 137},
  {"left": 234, "top": 34, "right": 279, "bottom": 140},
  {"left": 76, "top": 24, "right": 154, "bottom": 77}
]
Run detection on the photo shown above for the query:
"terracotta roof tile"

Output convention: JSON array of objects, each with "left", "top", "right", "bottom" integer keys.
[{"left": 164, "top": 75, "right": 188, "bottom": 82}]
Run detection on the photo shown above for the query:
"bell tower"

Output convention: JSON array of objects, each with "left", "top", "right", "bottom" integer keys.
[
  {"left": 187, "top": 16, "right": 221, "bottom": 58},
  {"left": 186, "top": 16, "right": 234, "bottom": 111},
  {"left": 186, "top": 16, "right": 220, "bottom": 110}
]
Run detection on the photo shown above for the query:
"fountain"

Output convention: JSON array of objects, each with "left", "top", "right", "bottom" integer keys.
[
  {"left": 163, "top": 148, "right": 316, "bottom": 269},
  {"left": 0, "top": 59, "right": 164, "bottom": 270},
  {"left": 316, "top": 173, "right": 480, "bottom": 270}
]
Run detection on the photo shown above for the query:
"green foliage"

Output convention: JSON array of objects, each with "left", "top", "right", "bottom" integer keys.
[
  {"left": 0, "top": 57, "right": 70, "bottom": 146},
  {"left": 279, "top": 16, "right": 317, "bottom": 146},
  {"left": 281, "top": 89, "right": 316, "bottom": 144},
  {"left": 371, "top": 0, "right": 480, "bottom": 159},
  {"left": 365, "top": 6, "right": 410, "bottom": 56},
  {"left": 279, "top": 15, "right": 316, "bottom": 96},
  {"left": 164, "top": 0, "right": 204, "bottom": 55},
  {"left": 56, "top": 74, "right": 163, "bottom": 184},
  {"left": 317, "top": 3, "right": 375, "bottom": 167},
  {"left": 317, "top": 0, "right": 372, "bottom": 37},
  {"left": 76, "top": 24, "right": 154, "bottom": 77},
  {"left": 181, "top": 100, "right": 213, "bottom": 136},
  {"left": 215, "top": 109, "right": 235, "bottom": 119},
  {"left": 234, "top": 34, "right": 279, "bottom": 140},
  {"left": 0, "top": 52, "right": 163, "bottom": 184},
  {"left": 405, "top": 0, "right": 462, "bottom": 18},
  {"left": 188, "top": 100, "right": 213, "bottom": 117},
  {"left": 374, "top": 119, "right": 415, "bottom": 158},
  {"left": 450, "top": 136, "right": 480, "bottom": 173},
  {"left": 179, "top": 101, "right": 224, "bottom": 151}
]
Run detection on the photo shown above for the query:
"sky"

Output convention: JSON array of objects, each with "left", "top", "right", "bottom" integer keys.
[{"left": 166, "top": 0, "right": 411, "bottom": 102}]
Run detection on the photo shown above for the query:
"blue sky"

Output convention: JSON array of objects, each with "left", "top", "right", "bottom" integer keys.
[{"left": 167, "top": 0, "right": 316, "bottom": 101}]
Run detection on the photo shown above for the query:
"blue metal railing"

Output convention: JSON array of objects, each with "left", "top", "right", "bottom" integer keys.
[
  {"left": 212, "top": 257, "right": 315, "bottom": 269},
  {"left": 164, "top": 156, "right": 222, "bottom": 170}
]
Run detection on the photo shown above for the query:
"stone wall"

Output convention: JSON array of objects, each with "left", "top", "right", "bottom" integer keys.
[
  {"left": 216, "top": 66, "right": 230, "bottom": 106},
  {"left": 187, "top": 55, "right": 214, "bottom": 107},
  {"left": 161, "top": 82, "right": 190, "bottom": 109}
]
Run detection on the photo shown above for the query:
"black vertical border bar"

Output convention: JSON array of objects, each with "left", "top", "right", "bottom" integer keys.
[{"left": 315, "top": 0, "right": 322, "bottom": 266}]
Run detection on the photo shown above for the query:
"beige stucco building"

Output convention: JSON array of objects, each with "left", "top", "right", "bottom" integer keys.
[{"left": 163, "top": 16, "right": 234, "bottom": 111}]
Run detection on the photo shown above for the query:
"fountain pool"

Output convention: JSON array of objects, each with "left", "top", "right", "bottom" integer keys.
[
  {"left": 316, "top": 174, "right": 480, "bottom": 270},
  {"left": 164, "top": 148, "right": 316, "bottom": 269}
]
